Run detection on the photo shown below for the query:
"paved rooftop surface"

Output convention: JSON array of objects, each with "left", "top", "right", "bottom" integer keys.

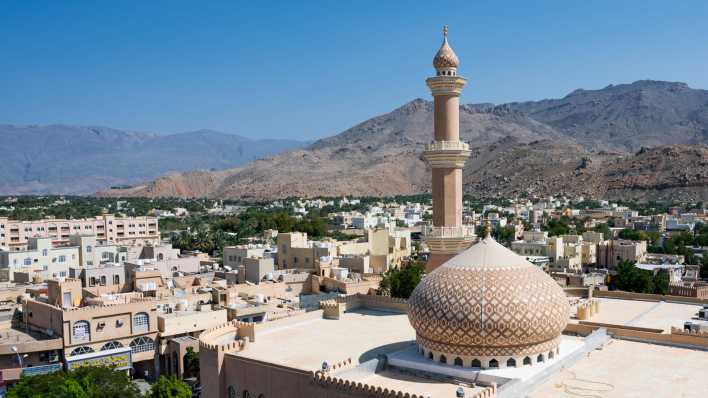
[
  {"left": 571, "top": 298, "right": 701, "bottom": 332},
  {"left": 529, "top": 339, "right": 708, "bottom": 398},
  {"left": 234, "top": 308, "right": 415, "bottom": 371},
  {"left": 361, "top": 370, "right": 485, "bottom": 397}
]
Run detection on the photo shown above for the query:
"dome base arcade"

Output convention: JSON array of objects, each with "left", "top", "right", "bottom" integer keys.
[{"left": 416, "top": 336, "right": 561, "bottom": 369}]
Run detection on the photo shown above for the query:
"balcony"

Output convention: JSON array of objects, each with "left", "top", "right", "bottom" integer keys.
[
  {"left": 422, "top": 140, "right": 471, "bottom": 169},
  {"left": 424, "top": 225, "right": 475, "bottom": 238},
  {"left": 424, "top": 140, "right": 469, "bottom": 152},
  {"left": 423, "top": 224, "right": 476, "bottom": 254}
]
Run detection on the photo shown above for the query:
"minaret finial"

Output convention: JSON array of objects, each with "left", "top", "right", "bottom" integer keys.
[
  {"left": 484, "top": 219, "right": 492, "bottom": 238},
  {"left": 443, "top": 25, "right": 448, "bottom": 38}
]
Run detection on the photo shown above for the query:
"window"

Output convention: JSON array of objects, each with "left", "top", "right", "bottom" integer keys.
[
  {"left": 72, "top": 321, "right": 90, "bottom": 341},
  {"left": 70, "top": 346, "right": 94, "bottom": 356},
  {"left": 100, "top": 276, "right": 106, "bottom": 286},
  {"left": 454, "top": 357, "right": 463, "bottom": 366},
  {"left": 507, "top": 358, "right": 516, "bottom": 367},
  {"left": 489, "top": 359, "right": 499, "bottom": 368},
  {"left": 133, "top": 312, "right": 149, "bottom": 332},
  {"left": 42, "top": 249, "right": 48, "bottom": 256},
  {"left": 158, "top": 253, "right": 164, "bottom": 261},
  {"left": 471, "top": 359, "right": 481, "bottom": 367},
  {"left": 129, "top": 336, "right": 155, "bottom": 353},
  {"left": 58, "top": 255, "right": 66, "bottom": 263},
  {"left": 100, "top": 341, "right": 123, "bottom": 351},
  {"left": 89, "top": 277, "right": 96, "bottom": 287},
  {"left": 113, "top": 275, "right": 120, "bottom": 284},
  {"left": 86, "top": 245, "right": 92, "bottom": 253},
  {"left": 23, "top": 257, "right": 32, "bottom": 266},
  {"left": 228, "top": 386, "right": 236, "bottom": 398}
]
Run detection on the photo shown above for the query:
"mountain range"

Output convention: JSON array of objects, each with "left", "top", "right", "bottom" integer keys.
[
  {"left": 0, "top": 126, "right": 304, "bottom": 194},
  {"left": 98, "top": 80, "right": 708, "bottom": 202},
  {"left": 5, "top": 80, "right": 708, "bottom": 201}
]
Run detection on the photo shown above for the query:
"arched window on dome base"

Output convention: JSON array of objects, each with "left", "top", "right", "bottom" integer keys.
[
  {"left": 471, "top": 359, "right": 481, "bottom": 368},
  {"left": 488, "top": 359, "right": 499, "bottom": 368},
  {"left": 428, "top": 352, "right": 433, "bottom": 360},
  {"left": 454, "top": 357, "right": 463, "bottom": 367},
  {"left": 439, "top": 355, "right": 447, "bottom": 364},
  {"left": 507, "top": 358, "right": 516, "bottom": 367},
  {"left": 548, "top": 350, "right": 555, "bottom": 359},
  {"left": 523, "top": 356, "right": 531, "bottom": 366},
  {"left": 537, "top": 354, "right": 545, "bottom": 363}
]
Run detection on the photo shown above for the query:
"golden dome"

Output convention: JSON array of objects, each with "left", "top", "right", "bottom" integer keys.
[
  {"left": 433, "top": 26, "right": 460, "bottom": 70},
  {"left": 408, "top": 236, "right": 569, "bottom": 368}
]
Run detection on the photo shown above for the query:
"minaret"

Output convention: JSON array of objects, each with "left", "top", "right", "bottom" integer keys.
[{"left": 423, "top": 26, "right": 474, "bottom": 272}]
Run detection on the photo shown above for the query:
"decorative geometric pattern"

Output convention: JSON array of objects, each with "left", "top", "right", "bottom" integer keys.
[
  {"left": 408, "top": 237, "right": 569, "bottom": 364},
  {"left": 433, "top": 37, "right": 460, "bottom": 69}
]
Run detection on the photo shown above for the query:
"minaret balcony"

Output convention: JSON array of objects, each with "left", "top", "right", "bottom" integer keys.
[
  {"left": 425, "top": 140, "right": 469, "bottom": 152},
  {"left": 422, "top": 141, "right": 471, "bottom": 168},
  {"left": 424, "top": 225, "right": 476, "bottom": 254}
]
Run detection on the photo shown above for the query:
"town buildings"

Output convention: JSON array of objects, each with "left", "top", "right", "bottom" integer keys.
[{"left": 0, "top": 213, "right": 159, "bottom": 251}]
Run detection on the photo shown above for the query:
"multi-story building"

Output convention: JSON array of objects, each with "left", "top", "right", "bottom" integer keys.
[
  {"left": 597, "top": 239, "right": 648, "bottom": 268},
  {"left": 0, "top": 214, "right": 159, "bottom": 251},
  {"left": 277, "top": 228, "right": 411, "bottom": 273},
  {"left": 0, "top": 237, "right": 79, "bottom": 281},
  {"left": 223, "top": 244, "right": 272, "bottom": 270},
  {"left": 22, "top": 279, "right": 159, "bottom": 378}
]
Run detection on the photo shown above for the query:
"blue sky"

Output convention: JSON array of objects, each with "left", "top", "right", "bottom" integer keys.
[{"left": 1, "top": 0, "right": 707, "bottom": 140}]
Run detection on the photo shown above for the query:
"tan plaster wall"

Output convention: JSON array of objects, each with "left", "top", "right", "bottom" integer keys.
[{"left": 434, "top": 94, "right": 460, "bottom": 141}]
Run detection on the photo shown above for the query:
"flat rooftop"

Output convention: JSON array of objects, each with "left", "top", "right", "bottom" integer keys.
[
  {"left": 572, "top": 298, "right": 701, "bottom": 331},
  {"left": 233, "top": 308, "right": 415, "bottom": 371},
  {"left": 529, "top": 339, "right": 708, "bottom": 398}
]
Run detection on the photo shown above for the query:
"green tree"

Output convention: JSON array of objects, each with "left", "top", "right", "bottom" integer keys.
[
  {"left": 7, "top": 366, "right": 140, "bottom": 398},
  {"left": 146, "top": 376, "right": 192, "bottom": 398},
  {"left": 183, "top": 347, "right": 200, "bottom": 378},
  {"left": 379, "top": 262, "right": 424, "bottom": 298}
]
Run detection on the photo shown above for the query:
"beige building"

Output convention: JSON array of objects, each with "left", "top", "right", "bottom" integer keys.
[
  {"left": 22, "top": 279, "right": 159, "bottom": 378},
  {"left": 597, "top": 239, "right": 648, "bottom": 268},
  {"left": 223, "top": 244, "right": 271, "bottom": 270},
  {"left": 277, "top": 228, "right": 410, "bottom": 273},
  {"left": 0, "top": 214, "right": 159, "bottom": 251}
]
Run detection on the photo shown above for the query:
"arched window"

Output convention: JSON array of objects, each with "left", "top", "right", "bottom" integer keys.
[
  {"left": 243, "top": 391, "right": 251, "bottom": 398},
  {"left": 133, "top": 312, "right": 149, "bottom": 332},
  {"left": 537, "top": 354, "right": 544, "bottom": 363},
  {"left": 227, "top": 386, "right": 236, "bottom": 398},
  {"left": 471, "top": 359, "right": 481, "bottom": 368},
  {"left": 507, "top": 358, "right": 516, "bottom": 367},
  {"left": 439, "top": 355, "right": 447, "bottom": 364},
  {"left": 72, "top": 321, "right": 90, "bottom": 341},
  {"left": 549, "top": 350, "right": 555, "bottom": 359},
  {"left": 454, "top": 357, "right": 463, "bottom": 367},
  {"left": 130, "top": 336, "right": 155, "bottom": 353},
  {"left": 158, "top": 253, "right": 164, "bottom": 261},
  {"left": 70, "top": 346, "right": 94, "bottom": 356},
  {"left": 489, "top": 359, "right": 499, "bottom": 368},
  {"left": 258, "top": 395, "right": 264, "bottom": 398},
  {"left": 100, "top": 341, "right": 123, "bottom": 351},
  {"left": 100, "top": 275, "right": 106, "bottom": 286},
  {"left": 428, "top": 352, "right": 433, "bottom": 360},
  {"left": 523, "top": 356, "right": 532, "bottom": 365}
]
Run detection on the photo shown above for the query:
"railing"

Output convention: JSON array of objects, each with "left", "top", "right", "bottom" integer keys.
[
  {"left": 423, "top": 225, "right": 476, "bottom": 238},
  {"left": 425, "top": 140, "right": 469, "bottom": 152}
]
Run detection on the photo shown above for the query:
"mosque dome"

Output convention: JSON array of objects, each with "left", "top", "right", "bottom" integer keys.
[
  {"left": 433, "top": 26, "right": 460, "bottom": 70},
  {"left": 407, "top": 235, "right": 570, "bottom": 368}
]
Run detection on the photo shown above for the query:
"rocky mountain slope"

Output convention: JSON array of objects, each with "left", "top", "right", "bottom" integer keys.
[
  {"left": 64, "top": 80, "right": 708, "bottom": 201},
  {"left": 0, "top": 125, "right": 304, "bottom": 194},
  {"left": 507, "top": 80, "right": 708, "bottom": 152}
]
